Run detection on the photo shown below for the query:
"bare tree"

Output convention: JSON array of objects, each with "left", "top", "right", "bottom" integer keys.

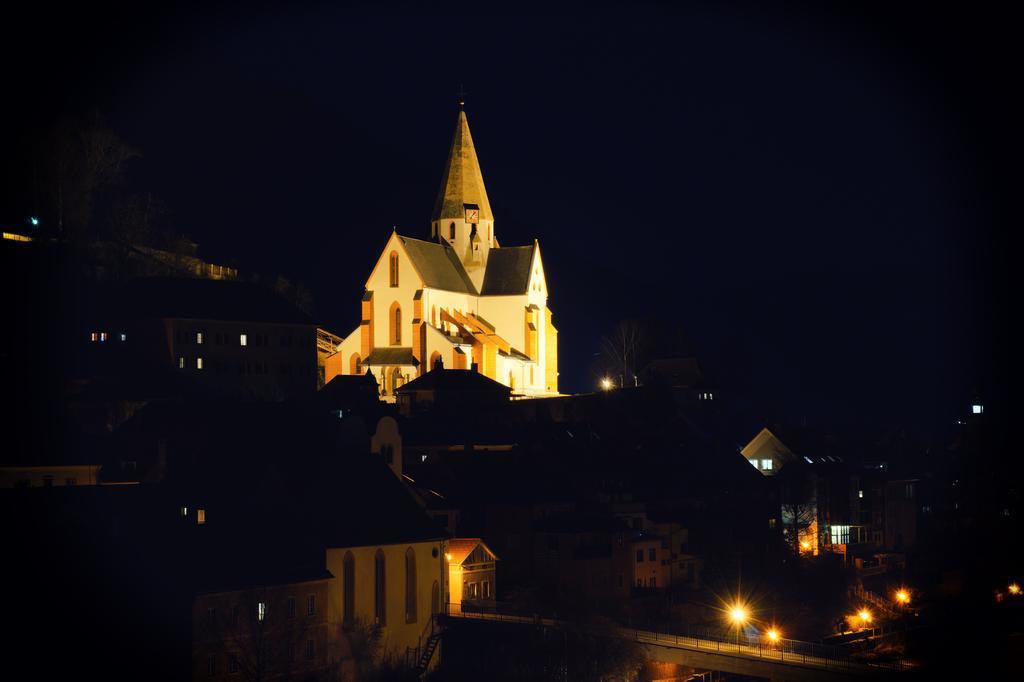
[
  {"left": 778, "top": 466, "right": 818, "bottom": 556},
  {"left": 598, "top": 319, "right": 646, "bottom": 388}
]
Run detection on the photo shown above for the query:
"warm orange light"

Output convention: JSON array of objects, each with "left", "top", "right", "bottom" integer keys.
[
  {"left": 858, "top": 609, "right": 872, "bottom": 623},
  {"left": 729, "top": 605, "right": 749, "bottom": 624},
  {"left": 445, "top": 553, "right": 453, "bottom": 562},
  {"left": 799, "top": 541, "right": 810, "bottom": 551},
  {"left": 895, "top": 590, "right": 910, "bottom": 604},
  {"left": 600, "top": 377, "right": 613, "bottom": 391},
  {"left": 766, "top": 628, "right": 780, "bottom": 642},
  {"left": 1009, "top": 583, "right": 1021, "bottom": 595}
]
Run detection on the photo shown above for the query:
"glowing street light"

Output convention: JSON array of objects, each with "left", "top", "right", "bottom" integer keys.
[
  {"left": 799, "top": 540, "right": 811, "bottom": 552},
  {"left": 728, "top": 604, "right": 749, "bottom": 648},
  {"left": 600, "top": 377, "right": 613, "bottom": 391},
  {"left": 29, "top": 216, "right": 39, "bottom": 227},
  {"left": 858, "top": 609, "right": 873, "bottom": 627},
  {"left": 895, "top": 589, "right": 910, "bottom": 605},
  {"left": 766, "top": 628, "right": 780, "bottom": 643},
  {"left": 1009, "top": 583, "right": 1021, "bottom": 596}
]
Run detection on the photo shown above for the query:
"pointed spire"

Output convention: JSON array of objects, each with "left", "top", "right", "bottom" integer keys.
[{"left": 432, "top": 104, "right": 493, "bottom": 222}]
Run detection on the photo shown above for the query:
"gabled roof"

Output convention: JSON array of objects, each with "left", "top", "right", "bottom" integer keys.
[
  {"left": 398, "top": 235, "right": 477, "bottom": 294},
  {"left": 432, "top": 108, "right": 493, "bottom": 222},
  {"left": 91, "top": 277, "right": 312, "bottom": 324},
  {"left": 481, "top": 244, "right": 536, "bottom": 295},
  {"left": 364, "top": 347, "right": 419, "bottom": 366},
  {"left": 396, "top": 367, "right": 511, "bottom": 396},
  {"left": 447, "top": 537, "right": 498, "bottom": 564}
]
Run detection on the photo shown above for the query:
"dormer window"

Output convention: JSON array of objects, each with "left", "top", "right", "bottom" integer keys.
[{"left": 449, "top": 222, "right": 456, "bottom": 240}]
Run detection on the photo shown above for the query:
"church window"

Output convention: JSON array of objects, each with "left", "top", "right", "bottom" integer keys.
[
  {"left": 405, "top": 547, "right": 417, "bottom": 623},
  {"left": 389, "top": 251, "right": 399, "bottom": 287},
  {"left": 350, "top": 353, "right": 361, "bottom": 375},
  {"left": 389, "top": 302, "right": 402, "bottom": 345},
  {"left": 343, "top": 552, "right": 355, "bottom": 627},
  {"left": 431, "top": 305, "right": 437, "bottom": 326},
  {"left": 374, "top": 549, "right": 387, "bottom": 625},
  {"left": 449, "top": 222, "right": 456, "bottom": 240}
]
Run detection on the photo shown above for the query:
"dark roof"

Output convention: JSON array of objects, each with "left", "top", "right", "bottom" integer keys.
[
  {"left": 92, "top": 277, "right": 312, "bottom": 324},
  {"left": 396, "top": 367, "right": 511, "bottom": 395},
  {"left": 481, "top": 244, "right": 535, "bottom": 295},
  {"left": 432, "top": 109, "right": 494, "bottom": 222},
  {"left": 316, "top": 372, "right": 382, "bottom": 410},
  {"left": 364, "top": 347, "right": 419, "bottom": 366},
  {"left": 644, "top": 357, "right": 705, "bottom": 388},
  {"left": 399, "top": 236, "right": 477, "bottom": 294}
]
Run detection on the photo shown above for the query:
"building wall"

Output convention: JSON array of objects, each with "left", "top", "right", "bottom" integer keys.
[
  {"left": 366, "top": 235, "right": 424, "bottom": 350},
  {"left": 0, "top": 464, "right": 100, "bottom": 488},
  {"left": 191, "top": 579, "right": 330, "bottom": 681},
  {"left": 324, "top": 540, "right": 444, "bottom": 662},
  {"left": 157, "top": 318, "right": 318, "bottom": 399}
]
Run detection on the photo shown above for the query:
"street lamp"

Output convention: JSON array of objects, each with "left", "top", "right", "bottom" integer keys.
[
  {"left": 895, "top": 589, "right": 910, "bottom": 605},
  {"left": 1009, "top": 583, "right": 1021, "bottom": 596},
  {"left": 858, "top": 609, "right": 872, "bottom": 628},
  {"left": 600, "top": 377, "right": 613, "bottom": 391},
  {"left": 729, "top": 604, "right": 748, "bottom": 649},
  {"left": 766, "top": 628, "right": 780, "bottom": 644}
]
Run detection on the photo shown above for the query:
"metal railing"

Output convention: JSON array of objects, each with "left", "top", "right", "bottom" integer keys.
[{"left": 444, "top": 601, "right": 912, "bottom": 673}]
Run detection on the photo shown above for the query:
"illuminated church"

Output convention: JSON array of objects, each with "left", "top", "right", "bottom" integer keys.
[{"left": 327, "top": 103, "right": 558, "bottom": 400}]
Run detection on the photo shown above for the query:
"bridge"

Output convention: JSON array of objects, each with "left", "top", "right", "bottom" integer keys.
[{"left": 443, "top": 603, "right": 913, "bottom": 681}]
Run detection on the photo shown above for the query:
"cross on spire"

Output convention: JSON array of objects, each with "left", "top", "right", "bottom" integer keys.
[{"left": 457, "top": 84, "right": 468, "bottom": 109}]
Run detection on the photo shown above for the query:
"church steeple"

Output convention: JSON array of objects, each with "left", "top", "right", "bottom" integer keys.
[{"left": 431, "top": 101, "right": 496, "bottom": 289}]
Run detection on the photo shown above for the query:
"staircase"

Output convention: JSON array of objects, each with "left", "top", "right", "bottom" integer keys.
[{"left": 415, "top": 631, "right": 442, "bottom": 676}]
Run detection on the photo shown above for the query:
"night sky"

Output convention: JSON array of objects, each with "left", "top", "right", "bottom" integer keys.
[{"left": 3, "top": 2, "right": 1016, "bottom": 438}]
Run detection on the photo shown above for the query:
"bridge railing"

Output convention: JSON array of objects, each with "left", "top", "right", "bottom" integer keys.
[{"left": 445, "top": 601, "right": 912, "bottom": 673}]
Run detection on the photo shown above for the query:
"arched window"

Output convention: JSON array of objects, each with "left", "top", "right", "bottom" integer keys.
[
  {"left": 429, "top": 351, "right": 442, "bottom": 371},
  {"left": 391, "top": 367, "right": 405, "bottom": 394},
  {"left": 431, "top": 580, "right": 440, "bottom": 617},
  {"left": 389, "top": 302, "right": 402, "bottom": 345},
  {"left": 350, "top": 353, "right": 361, "bottom": 375},
  {"left": 374, "top": 549, "right": 386, "bottom": 625},
  {"left": 343, "top": 552, "right": 355, "bottom": 627},
  {"left": 389, "top": 251, "right": 399, "bottom": 287},
  {"left": 449, "top": 222, "right": 456, "bottom": 240},
  {"left": 431, "top": 305, "right": 437, "bottom": 326},
  {"left": 405, "top": 547, "right": 417, "bottom": 624}
]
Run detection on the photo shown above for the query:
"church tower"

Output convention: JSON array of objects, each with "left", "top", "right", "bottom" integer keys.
[{"left": 431, "top": 100, "right": 495, "bottom": 291}]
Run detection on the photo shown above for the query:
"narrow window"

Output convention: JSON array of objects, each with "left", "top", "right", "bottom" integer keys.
[
  {"left": 761, "top": 459, "right": 773, "bottom": 471},
  {"left": 375, "top": 549, "right": 387, "bottom": 624},
  {"left": 197, "top": 509, "right": 206, "bottom": 524},
  {"left": 240, "top": 334, "right": 247, "bottom": 346},
  {"left": 178, "top": 356, "right": 185, "bottom": 369},
  {"left": 120, "top": 333, "right": 127, "bottom": 342},
  {"left": 287, "top": 596, "right": 296, "bottom": 618},
  {"left": 307, "top": 594, "right": 316, "bottom": 616},
  {"left": 257, "top": 601, "right": 266, "bottom": 621},
  {"left": 305, "top": 639, "right": 315, "bottom": 659},
  {"left": 449, "top": 222, "right": 456, "bottom": 240},
  {"left": 207, "top": 655, "right": 217, "bottom": 676},
  {"left": 389, "top": 303, "right": 402, "bottom": 345},
  {"left": 90, "top": 332, "right": 98, "bottom": 342},
  {"left": 636, "top": 550, "right": 643, "bottom": 563},
  {"left": 389, "top": 251, "right": 399, "bottom": 287},
  {"left": 196, "top": 332, "right": 203, "bottom": 344},
  {"left": 343, "top": 552, "right": 355, "bottom": 627},
  {"left": 228, "top": 655, "right": 239, "bottom": 673},
  {"left": 405, "top": 547, "right": 417, "bottom": 624},
  {"left": 99, "top": 332, "right": 108, "bottom": 342},
  {"left": 649, "top": 548, "right": 656, "bottom": 561},
  {"left": 197, "top": 357, "right": 204, "bottom": 370}
]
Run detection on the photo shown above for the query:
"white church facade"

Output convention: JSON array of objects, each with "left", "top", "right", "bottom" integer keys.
[{"left": 326, "top": 104, "right": 558, "bottom": 400}]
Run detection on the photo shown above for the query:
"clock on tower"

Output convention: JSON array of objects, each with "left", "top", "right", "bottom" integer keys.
[{"left": 465, "top": 206, "right": 479, "bottom": 223}]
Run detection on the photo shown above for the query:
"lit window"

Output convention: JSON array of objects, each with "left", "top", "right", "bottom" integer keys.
[
  {"left": 761, "top": 459, "right": 773, "bottom": 470},
  {"left": 90, "top": 332, "right": 98, "bottom": 342},
  {"left": 197, "top": 509, "right": 206, "bottom": 524},
  {"left": 858, "top": 490, "right": 864, "bottom": 499},
  {"left": 178, "top": 357, "right": 185, "bottom": 369},
  {"left": 196, "top": 332, "right": 203, "bottom": 344},
  {"left": 972, "top": 404, "right": 983, "bottom": 414},
  {"left": 749, "top": 458, "right": 758, "bottom": 468},
  {"left": 257, "top": 601, "right": 266, "bottom": 621},
  {"left": 197, "top": 357, "right": 204, "bottom": 370},
  {"left": 240, "top": 334, "right": 247, "bottom": 346},
  {"left": 99, "top": 332, "right": 108, "bottom": 342},
  {"left": 181, "top": 506, "right": 188, "bottom": 517},
  {"left": 120, "top": 333, "right": 127, "bottom": 342},
  {"left": 804, "top": 456, "right": 813, "bottom": 464}
]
